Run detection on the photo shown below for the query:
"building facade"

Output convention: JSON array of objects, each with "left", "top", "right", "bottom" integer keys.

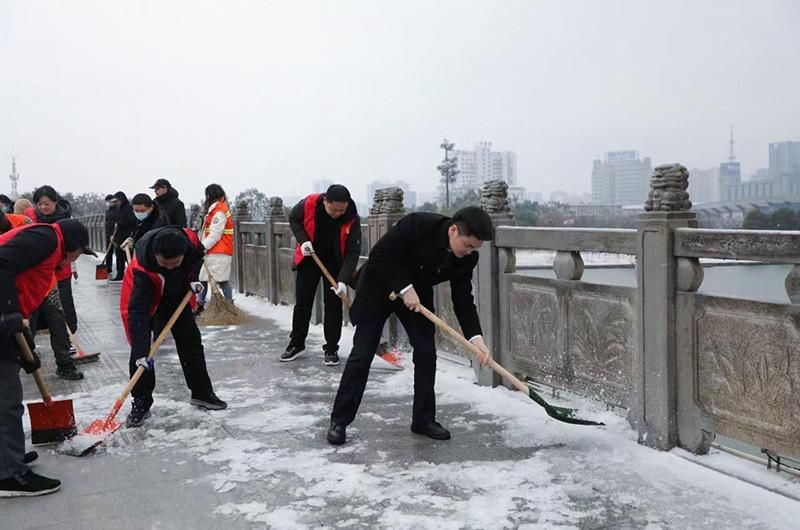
[
  {"left": 453, "top": 141, "right": 517, "bottom": 191},
  {"left": 591, "top": 150, "right": 652, "bottom": 206}
]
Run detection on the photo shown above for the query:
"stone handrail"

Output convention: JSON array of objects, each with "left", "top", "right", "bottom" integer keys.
[
  {"left": 674, "top": 228, "right": 800, "bottom": 263},
  {"left": 495, "top": 226, "right": 637, "bottom": 254}
]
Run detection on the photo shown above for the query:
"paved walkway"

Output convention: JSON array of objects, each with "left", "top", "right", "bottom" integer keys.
[{"left": 4, "top": 257, "right": 799, "bottom": 529}]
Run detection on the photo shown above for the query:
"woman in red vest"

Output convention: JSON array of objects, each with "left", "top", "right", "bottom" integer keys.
[
  {"left": 196, "top": 184, "right": 234, "bottom": 310},
  {"left": 283, "top": 184, "right": 361, "bottom": 367}
]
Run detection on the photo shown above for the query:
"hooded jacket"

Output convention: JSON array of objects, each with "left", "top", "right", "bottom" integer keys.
[
  {"left": 131, "top": 201, "right": 169, "bottom": 244},
  {"left": 113, "top": 192, "right": 137, "bottom": 245},
  {"left": 155, "top": 187, "right": 187, "bottom": 227}
]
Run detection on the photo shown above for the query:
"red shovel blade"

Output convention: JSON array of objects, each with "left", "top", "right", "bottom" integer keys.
[
  {"left": 60, "top": 418, "right": 121, "bottom": 457},
  {"left": 27, "top": 400, "right": 77, "bottom": 445},
  {"left": 95, "top": 264, "right": 108, "bottom": 280},
  {"left": 83, "top": 417, "right": 121, "bottom": 436}
]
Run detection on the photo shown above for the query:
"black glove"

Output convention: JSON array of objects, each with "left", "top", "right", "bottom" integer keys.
[
  {"left": 18, "top": 348, "right": 41, "bottom": 374},
  {"left": 0, "top": 312, "right": 24, "bottom": 338}
]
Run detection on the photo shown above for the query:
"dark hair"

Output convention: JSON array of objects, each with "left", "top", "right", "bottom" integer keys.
[
  {"left": 0, "top": 194, "right": 12, "bottom": 208},
  {"left": 152, "top": 228, "right": 188, "bottom": 259},
  {"left": 451, "top": 206, "right": 494, "bottom": 241},
  {"left": 325, "top": 184, "right": 350, "bottom": 203},
  {"left": 0, "top": 211, "right": 11, "bottom": 234},
  {"left": 33, "top": 185, "right": 59, "bottom": 204},
  {"left": 131, "top": 193, "right": 154, "bottom": 207},
  {"left": 204, "top": 184, "right": 226, "bottom": 210},
  {"left": 104, "top": 194, "right": 114, "bottom": 201}
]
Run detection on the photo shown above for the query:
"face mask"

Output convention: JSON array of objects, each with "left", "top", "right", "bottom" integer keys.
[
  {"left": 106, "top": 202, "right": 113, "bottom": 209},
  {"left": 0, "top": 205, "right": 9, "bottom": 213},
  {"left": 134, "top": 211, "right": 150, "bottom": 221}
]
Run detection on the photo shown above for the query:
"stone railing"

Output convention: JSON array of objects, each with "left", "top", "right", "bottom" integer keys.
[
  {"left": 75, "top": 213, "right": 107, "bottom": 252},
  {"left": 232, "top": 172, "right": 800, "bottom": 461}
]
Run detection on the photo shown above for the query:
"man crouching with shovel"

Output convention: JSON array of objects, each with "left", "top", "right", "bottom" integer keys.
[
  {"left": 0, "top": 219, "right": 96, "bottom": 496},
  {"left": 121, "top": 226, "right": 227, "bottom": 428},
  {"left": 327, "top": 207, "right": 493, "bottom": 445}
]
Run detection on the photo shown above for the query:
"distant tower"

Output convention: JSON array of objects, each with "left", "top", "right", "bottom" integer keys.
[
  {"left": 8, "top": 151, "right": 20, "bottom": 199},
  {"left": 728, "top": 125, "right": 736, "bottom": 162}
]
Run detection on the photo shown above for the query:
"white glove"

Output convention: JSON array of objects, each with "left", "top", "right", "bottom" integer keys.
[
  {"left": 300, "top": 241, "right": 314, "bottom": 256},
  {"left": 190, "top": 282, "right": 204, "bottom": 294},
  {"left": 121, "top": 237, "right": 134, "bottom": 249},
  {"left": 331, "top": 281, "right": 347, "bottom": 296}
]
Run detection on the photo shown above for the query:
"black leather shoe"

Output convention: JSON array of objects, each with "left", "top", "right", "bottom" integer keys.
[
  {"left": 411, "top": 421, "right": 451, "bottom": 440},
  {"left": 23, "top": 451, "right": 38, "bottom": 465},
  {"left": 327, "top": 423, "right": 346, "bottom": 445},
  {"left": 280, "top": 344, "right": 305, "bottom": 362}
]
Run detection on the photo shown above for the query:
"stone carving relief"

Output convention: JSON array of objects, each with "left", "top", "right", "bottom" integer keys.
[
  {"left": 370, "top": 187, "right": 404, "bottom": 215},
  {"left": 644, "top": 163, "right": 692, "bottom": 212},
  {"left": 509, "top": 282, "right": 559, "bottom": 376}
]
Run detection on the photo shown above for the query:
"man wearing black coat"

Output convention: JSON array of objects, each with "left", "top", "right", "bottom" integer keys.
[
  {"left": 283, "top": 185, "right": 361, "bottom": 367},
  {"left": 327, "top": 206, "right": 493, "bottom": 445},
  {"left": 103, "top": 194, "right": 118, "bottom": 274},
  {"left": 150, "top": 178, "right": 187, "bottom": 227},
  {"left": 109, "top": 191, "right": 136, "bottom": 282}
]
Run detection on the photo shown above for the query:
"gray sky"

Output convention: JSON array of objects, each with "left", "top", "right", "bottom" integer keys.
[{"left": 1, "top": 0, "right": 798, "bottom": 206}]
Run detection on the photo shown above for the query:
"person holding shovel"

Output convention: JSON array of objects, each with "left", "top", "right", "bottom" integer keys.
[
  {"left": 120, "top": 226, "right": 227, "bottom": 428},
  {"left": 0, "top": 218, "right": 96, "bottom": 497},
  {"left": 283, "top": 184, "right": 361, "bottom": 367},
  {"left": 195, "top": 184, "right": 234, "bottom": 312},
  {"left": 327, "top": 207, "right": 493, "bottom": 445}
]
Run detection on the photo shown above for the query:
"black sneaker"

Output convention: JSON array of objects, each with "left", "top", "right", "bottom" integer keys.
[
  {"left": 125, "top": 399, "right": 153, "bottom": 428},
  {"left": 327, "top": 422, "right": 346, "bottom": 445},
  {"left": 190, "top": 392, "right": 227, "bottom": 410},
  {"left": 323, "top": 346, "right": 340, "bottom": 367},
  {"left": 69, "top": 345, "right": 78, "bottom": 356},
  {"left": 108, "top": 275, "right": 124, "bottom": 283},
  {"left": 56, "top": 364, "right": 84, "bottom": 380},
  {"left": 0, "top": 469, "right": 61, "bottom": 497},
  {"left": 280, "top": 344, "right": 305, "bottom": 362},
  {"left": 23, "top": 451, "right": 38, "bottom": 465}
]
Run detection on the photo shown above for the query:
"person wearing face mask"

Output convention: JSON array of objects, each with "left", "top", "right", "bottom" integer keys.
[
  {"left": 0, "top": 195, "right": 13, "bottom": 215},
  {"left": 0, "top": 218, "right": 96, "bottom": 497},
  {"left": 108, "top": 191, "right": 136, "bottom": 283},
  {"left": 283, "top": 184, "right": 361, "bottom": 367},
  {"left": 120, "top": 194, "right": 168, "bottom": 253},
  {"left": 120, "top": 226, "right": 227, "bottom": 428}
]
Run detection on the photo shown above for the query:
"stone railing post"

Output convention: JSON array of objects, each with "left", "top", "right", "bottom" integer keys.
[
  {"left": 265, "top": 197, "right": 285, "bottom": 305},
  {"left": 233, "top": 200, "right": 251, "bottom": 294},
  {"left": 632, "top": 164, "right": 696, "bottom": 450},
  {"left": 477, "top": 180, "right": 514, "bottom": 387},
  {"left": 368, "top": 188, "right": 406, "bottom": 343}
]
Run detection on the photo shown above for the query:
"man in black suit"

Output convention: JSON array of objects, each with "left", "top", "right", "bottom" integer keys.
[{"left": 327, "top": 206, "right": 493, "bottom": 445}]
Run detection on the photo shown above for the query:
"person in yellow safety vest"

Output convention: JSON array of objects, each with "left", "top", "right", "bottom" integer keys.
[{"left": 196, "top": 184, "right": 234, "bottom": 312}]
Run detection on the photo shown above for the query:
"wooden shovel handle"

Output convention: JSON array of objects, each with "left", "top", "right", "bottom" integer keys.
[
  {"left": 124, "top": 245, "right": 132, "bottom": 263},
  {"left": 311, "top": 253, "right": 353, "bottom": 308},
  {"left": 15, "top": 332, "right": 53, "bottom": 404},
  {"left": 388, "top": 292, "right": 531, "bottom": 396},
  {"left": 114, "top": 289, "right": 194, "bottom": 406}
]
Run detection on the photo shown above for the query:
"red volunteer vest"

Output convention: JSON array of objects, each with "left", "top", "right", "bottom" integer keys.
[
  {"left": 0, "top": 223, "right": 66, "bottom": 318},
  {"left": 292, "top": 194, "right": 355, "bottom": 266},
  {"left": 26, "top": 209, "right": 73, "bottom": 282}
]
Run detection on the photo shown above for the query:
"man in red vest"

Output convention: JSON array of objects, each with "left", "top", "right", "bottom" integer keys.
[
  {"left": 283, "top": 184, "right": 361, "bottom": 366},
  {"left": 0, "top": 219, "right": 96, "bottom": 497},
  {"left": 121, "top": 226, "right": 227, "bottom": 428}
]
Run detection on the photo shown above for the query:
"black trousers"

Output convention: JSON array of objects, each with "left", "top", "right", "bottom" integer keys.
[
  {"left": 330, "top": 287, "right": 437, "bottom": 427},
  {"left": 289, "top": 259, "right": 343, "bottom": 350},
  {"left": 113, "top": 245, "right": 127, "bottom": 277},
  {"left": 58, "top": 278, "right": 77, "bottom": 334},
  {"left": 29, "top": 289, "right": 74, "bottom": 369},
  {"left": 130, "top": 304, "right": 214, "bottom": 404}
]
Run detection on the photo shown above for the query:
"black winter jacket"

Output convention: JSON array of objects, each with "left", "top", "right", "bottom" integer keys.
[
  {"left": 155, "top": 187, "right": 187, "bottom": 227},
  {"left": 113, "top": 192, "right": 137, "bottom": 245}
]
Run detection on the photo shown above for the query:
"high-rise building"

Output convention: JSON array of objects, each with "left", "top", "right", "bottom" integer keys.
[
  {"left": 453, "top": 141, "right": 517, "bottom": 191},
  {"left": 312, "top": 179, "right": 335, "bottom": 193},
  {"left": 688, "top": 167, "right": 720, "bottom": 204},
  {"left": 769, "top": 141, "right": 800, "bottom": 194},
  {"left": 591, "top": 150, "right": 652, "bottom": 206}
]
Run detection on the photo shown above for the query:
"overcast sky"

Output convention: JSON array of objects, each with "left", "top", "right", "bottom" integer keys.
[{"left": 1, "top": 0, "right": 798, "bottom": 205}]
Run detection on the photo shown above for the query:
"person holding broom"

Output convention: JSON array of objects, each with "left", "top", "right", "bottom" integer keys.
[
  {"left": 327, "top": 207, "right": 493, "bottom": 445},
  {"left": 195, "top": 184, "right": 234, "bottom": 313},
  {"left": 121, "top": 226, "right": 227, "bottom": 428},
  {"left": 283, "top": 184, "right": 361, "bottom": 367},
  {"left": 0, "top": 218, "right": 96, "bottom": 497}
]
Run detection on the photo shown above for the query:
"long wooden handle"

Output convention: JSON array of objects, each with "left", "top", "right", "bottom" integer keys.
[
  {"left": 15, "top": 332, "right": 53, "bottom": 404},
  {"left": 103, "top": 224, "right": 118, "bottom": 256},
  {"left": 311, "top": 253, "right": 353, "bottom": 308},
  {"left": 124, "top": 245, "right": 132, "bottom": 263},
  {"left": 114, "top": 290, "right": 194, "bottom": 406},
  {"left": 388, "top": 292, "right": 531, "bottom": 396}
]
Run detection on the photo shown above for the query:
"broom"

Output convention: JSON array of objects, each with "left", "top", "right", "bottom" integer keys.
[
  {"left": 196, "top": 264, "right": 246, "bottom": 326},
  {"left": 389, "top": 292, "right": 604, "bottom": 426}
]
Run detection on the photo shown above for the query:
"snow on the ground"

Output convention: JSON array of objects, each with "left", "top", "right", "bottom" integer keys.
[{"left": 23, "top": 293, "right": 800, "bottom": 528}]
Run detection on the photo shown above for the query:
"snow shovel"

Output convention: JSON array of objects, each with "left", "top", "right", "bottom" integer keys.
[
  {"left": 96, "top": 225, "right": 117, "bottom": 280},
  {"left": 311, "top": 253, "right": 403, "bottom": 369},
  {"left": 61, "top": 289, "right": 194, "bottom": 456},
  {"left": 388, "top": 292, "right": 604, "bottom": 426},
  {"left": 15, "top": 333, "right": 78, "bottom": 444},
  {"left": 67, "top": 327, "right": 100, "bottom": 363}
]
